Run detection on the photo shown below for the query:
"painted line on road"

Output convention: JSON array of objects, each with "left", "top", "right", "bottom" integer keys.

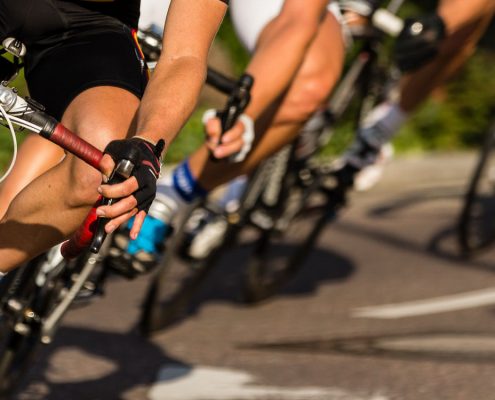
[
  {"left": 148, "top": 365, "right": 389, "bottom": 400},
  {"left": 352, "top": 287, "right": 495, "bottom": 319}
]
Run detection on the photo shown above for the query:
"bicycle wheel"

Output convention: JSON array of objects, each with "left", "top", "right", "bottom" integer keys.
[
  {"left": 0, "top": 253, "right": 68, "bottom": 398},
  {"left": 0, "top": 260, "right": 45, "bottom": 398},
  {"left": 458, "top": 121, "right": 495, "bottom": 256},
  {"left": 140, "top": 202, "right": 227, "bottom": 335},
  {"left": 140, "top": 166, "right": 269, "bottom": 335},
  {"left": 240, "top": 162, "right": 335, "bottom": 303},
  {"left": 239, "top": 43, "right": 387, "bottom": 303}
]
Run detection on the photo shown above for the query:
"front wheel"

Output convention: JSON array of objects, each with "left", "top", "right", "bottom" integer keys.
[
  {"left": 0, "top": 261, "right": 45, "bottom": 398},
  {"left": 0, "top": 251, "right": 68, "bottom": 398},
  {"left": 458, "top": 121, "right": 495, "bottom": 256},
  {"left": 140, "top": 202, "right": 232, "bottom": 335},
  {"left": 241, "top": 181, "right": 331, "bottom": 304}
]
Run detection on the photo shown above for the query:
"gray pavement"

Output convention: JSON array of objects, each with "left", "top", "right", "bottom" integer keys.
[{"left": 16, "top": 152, "right": 495, "bottom": 400}]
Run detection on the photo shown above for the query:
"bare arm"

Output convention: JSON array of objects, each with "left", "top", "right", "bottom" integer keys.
[
  {"left": 135, "top": 0, "right": 227, "bottom": 149},
  {"left": 98, "top": 0, "right": 226, "bottom": 234}
]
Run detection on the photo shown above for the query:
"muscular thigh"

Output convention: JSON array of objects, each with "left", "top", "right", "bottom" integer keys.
[
  {"left": 249, "top": 12, "right": 345, "bottom": 161},
  {"left": 274, "top": 11, "right": 345, "bottom": 124}
]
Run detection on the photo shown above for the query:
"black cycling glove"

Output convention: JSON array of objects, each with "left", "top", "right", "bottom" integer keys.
[
  {"left": 394, "top": 13, "right": 446, "bottom": 72},
  {"left": 104, "top": 137, "right": 165, "bottom": 214}
]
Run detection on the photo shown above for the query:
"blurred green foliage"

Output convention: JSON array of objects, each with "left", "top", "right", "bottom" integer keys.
[
  {"left": 1, "top": 7, "right": 494, "bottom": 173},
  {"left": 213, "top": 9, "right": 495, "bottom": 157},
  {"left": 394, "top": 51, "right": 495, "bottom": 153}
]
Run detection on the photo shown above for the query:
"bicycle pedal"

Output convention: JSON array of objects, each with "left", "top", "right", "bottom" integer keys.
[
  {"left": 249, "top": 210, "right": 275, "bottom": 230},
  {"left": 106, "top": 252, "right": 159, "bottom": 280},
  {"left": 14, "top": 322, "right": 31, "bottom": 336},
  {"left": 72, "top": 283, "right": 103, "bottom": 305}
]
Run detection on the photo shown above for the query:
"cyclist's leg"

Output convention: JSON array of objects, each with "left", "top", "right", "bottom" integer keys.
[
  {"left": 0, "top": 86, "right": 140, "bottom": 271},
  {"left": 0, "top": 137, "right": 64, "bottom": 218},
  {"left": 349, "top": 0, "right": 494, "bottom": 189},
  {"left": 399, "top": 0, "right": 494, "bottom": 112},
  {"left": 193, "top": 10, "right": 345, "bottom": 189},
  {"left": 115, "top": 7, "right": 344, "bottom": 265},
  {"left": 0, "top": 21, "right": 147, "bottom": 272}
]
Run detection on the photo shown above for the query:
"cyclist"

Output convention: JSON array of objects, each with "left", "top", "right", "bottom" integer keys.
[
  {"left": 0, "top": 0, "right": 231, "bottom": 273},
  {"left": 110, "top": 0, "right": 366, "bottom": 271},
  {"left": 346, "top": 0, "right": 495, "bottom": 191}
]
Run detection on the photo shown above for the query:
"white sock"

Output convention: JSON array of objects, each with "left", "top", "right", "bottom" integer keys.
[
  {"left": 218, "top": 176, "right": 248, "bottom": 212},
  {"left": 361, "top": 102, "right": 408, "bottom": 147}
]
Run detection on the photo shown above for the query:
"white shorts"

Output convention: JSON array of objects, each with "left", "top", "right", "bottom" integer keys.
[
  {"left": 230, "top": 0, "right": 344, "bottom": 53},
  {"left": 139, "top": 0, "right": 171, "bottom": 30}
]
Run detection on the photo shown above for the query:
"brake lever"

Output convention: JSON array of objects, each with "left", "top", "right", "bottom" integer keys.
[
  {"left": 90, "top": 157, "right": 137, "bottom": 253},
  {"left": 209, "top": 73, "right": 254, "bottom": 162}
]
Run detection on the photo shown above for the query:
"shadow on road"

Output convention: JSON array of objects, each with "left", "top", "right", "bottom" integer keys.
[
  {"left": 188, "top": 244, "right": 355, "bottom": 313},
  {"left": 342, "top": 184, "right": 495, "bottom": 273},
  {"left": 18, "top": 326, "right": 188, "bottom": 400},
  {"left": 241, "top": 330, "right": 495, "bottom": 365}
]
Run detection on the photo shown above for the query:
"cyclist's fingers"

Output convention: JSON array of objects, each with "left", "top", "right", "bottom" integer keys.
[
  {"left": 104, "top": 207, "right": 138, "bottom": 234},
  {"left": 205, "top": 117, "right": 222, "bottom": 145},
  {"left": 129, "top": 210, "right": 147, "bottom": 239},
  {"left": 220, "top": 121, "right": 245, "bottom": 144},
  {"left": 212, "top": 137, "right": 244, "bottom": 159},
  {"left": 99, "top": 154, "right": 116, "bottom": 183},
  {"left": 98, "top": 176, "right": 139, "bottom": 199},
  {"left": 96, "top": 195, "right": 138, "bottom": 219}
]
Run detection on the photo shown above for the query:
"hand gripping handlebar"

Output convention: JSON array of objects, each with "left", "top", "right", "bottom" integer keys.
[{"left": 206, "top": 71, "right": 254, "bottom": 162}]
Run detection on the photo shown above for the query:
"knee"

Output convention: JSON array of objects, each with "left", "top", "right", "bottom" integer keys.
[
  {"left": 64, "top": 157, "right": 102, "bottom": 209},
  {"left": 278, "top": 72, "right": 336, "bottom": 125}
]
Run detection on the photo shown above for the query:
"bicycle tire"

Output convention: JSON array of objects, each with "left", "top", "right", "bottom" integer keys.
[
  {"left": 140, "top": 202, "right": 226, "bottom": 335},
  {"left": 241, "top": 176, "right": 332, "bottom": 303},
  {"left": 239, "top": 45, "right": 388, "bottom": 303},
  {"left": 140, "top": 165, "right": 269, "bottom": 335},
  {"left": 0, "top": 253, "right": 69, "bottom": 398},
  {"left": 0, "top": 261, "right": 45, "bottom": 398},
  {"left": 458, "top": 121, "right": 495, "bottom": 256}
]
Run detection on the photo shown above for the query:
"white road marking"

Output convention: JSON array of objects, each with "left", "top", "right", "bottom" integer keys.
[
  {"left": 352, "top": 287, "right": 495, "bottom": 319},
  {"left": 148, "top": 365, "right": 388, "bottom": 400}
]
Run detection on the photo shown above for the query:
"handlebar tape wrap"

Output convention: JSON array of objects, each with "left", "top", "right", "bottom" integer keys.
[{"left": 50, "top": 124, "right": 103, "bottom": 170}]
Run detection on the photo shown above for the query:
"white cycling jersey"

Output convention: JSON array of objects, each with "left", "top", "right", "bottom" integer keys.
[
  {"left": 139, "top": 0, "right": 345, "bottom": 51},
  {"left": 230, "top": 0, "right": 344, "bottom": 53},
  {"left": 139, "top": 0, "right": 171, "bottom": 30}
]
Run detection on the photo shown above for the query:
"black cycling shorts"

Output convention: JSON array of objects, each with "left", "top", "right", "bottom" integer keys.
[
  {"left": 1, "top": 0, "right": 148, "bottom": 120},
  {"left": 26, "top": 26, "right": 148, "bottom": 121}
]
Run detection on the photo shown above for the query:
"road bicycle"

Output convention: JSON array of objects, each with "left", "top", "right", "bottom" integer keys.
[
  {"left": 0, "top": 37, "right": 144, "bottom": 397},
  {"left": 0, "top": 36, "right": 251, "bottom": 397},
  {"left": 139, "top": 0, "right": 406, "bottom": 335},
  {"left": 457, "top": 117, "right": 495, "bottom": 256}
]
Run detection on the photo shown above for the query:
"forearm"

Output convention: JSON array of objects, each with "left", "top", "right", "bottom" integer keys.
[
  {"left": 135, "top": 56, "right": 206, "bottom": 149},
  {"left": 133, "top": 0, "right": 226, "bottom": 149}
]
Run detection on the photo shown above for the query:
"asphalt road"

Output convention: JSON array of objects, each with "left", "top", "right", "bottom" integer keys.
[{"left": 16, "top": 152, "right": 495, "bottom": 400}]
